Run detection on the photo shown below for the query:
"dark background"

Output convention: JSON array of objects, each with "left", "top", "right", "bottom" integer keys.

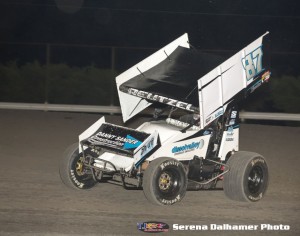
[{"left": 0, "top": 0, "right": 299, "bottom": 113}]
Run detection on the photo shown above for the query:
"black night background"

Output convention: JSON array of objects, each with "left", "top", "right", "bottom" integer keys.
[{"left": 0, "top": 0, "right": 299, "bottom": 113}]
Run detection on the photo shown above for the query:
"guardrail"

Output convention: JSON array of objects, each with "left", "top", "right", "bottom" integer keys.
[
  {"left": 0, "top": 102, "right": 121, "bottom": 114},
  {"left": 0, "top": 102, "right": 299, "bottom": 121},
  {"left": 239, "top": 111, "right": 300, "bottom": 121}
]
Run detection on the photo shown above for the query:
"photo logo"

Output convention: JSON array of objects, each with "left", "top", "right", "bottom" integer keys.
[{"left": 137, "top": 221, "right": 169, "bottom": 233}]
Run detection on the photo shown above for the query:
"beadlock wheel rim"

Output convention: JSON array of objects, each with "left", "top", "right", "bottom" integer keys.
[
  {"left": 159, "top": 172, "right": 172, "bottom": 191},
  {"left": 76, "top": 156, "right": 85, "bottom": 176},
  {"left": 248, "top": 165, "right": 264, "bottom": 194}
]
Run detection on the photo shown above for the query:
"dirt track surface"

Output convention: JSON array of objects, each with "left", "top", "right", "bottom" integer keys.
[{"left": 0, "top": 110, "right": 299, "bottom": 236}]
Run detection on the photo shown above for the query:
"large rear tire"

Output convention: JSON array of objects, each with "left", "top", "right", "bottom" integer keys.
[
  {"left": 59, "top": 143, "right": 97, "bottom": 190},
  {"left": 223, "top": 151, "right": 269, "bottom": 202},
  {"left": 143, "top": 157, "right": 187, "bottom": 206}
]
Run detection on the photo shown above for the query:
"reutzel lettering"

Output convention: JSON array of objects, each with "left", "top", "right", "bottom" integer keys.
[{"left": 123, "top": 87, "right": 199, "bottom": 112}]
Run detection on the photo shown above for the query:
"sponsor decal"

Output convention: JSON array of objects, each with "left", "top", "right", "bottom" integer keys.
[
  {"left": 160, "top": 160, "right": 179, "bottom": 170},
  {"left": 248, "top": 70, "right": 271, "bottom": 94},
  {"left": 225, "top": 126, "right": 234, "bottom": 141},
  {"left": 214, "top": 108, "right": 224, "bottom": 118},
  {"left": 225, "top": 138, "right": 234, "bottom": 141},
  {"left": 87, "top": 132, "right": 142, "bottom": 150},
  {"left": 206, "top": 116, "right": 212, "bottom": 124},
  {"left": 231, "top": 111, "right": 237, "bottom": 118},
  {"left": 125, "top": 87, "right": 199, "bottom": 112},
  {"left": 161, "top": 195, "right": 181, "bottom": 205},
  {"left": 226, "top": 126, "right": 234, "bottom": 136},
  {"left": 227, "top": 126, "right": 234, "bottom": 132},
  {"left": 70, "top": 170, "right": 84, "bottom": 188},
  {"left": 229, "top": 119, "right": 236, "bottom": 126},
  {"left": 166, "top": 118, "right": 199, "bottom": 130},
  {"left": 137, "top": 221, "right": 169, "bottom": 233},
  {"left": 206, "top": 108, "right": 224, "bottom": 125},
  {"left": 172, "top": 141, "right": 203, "bottom": 155},
  {"left": 262, "top": 70, "right": 271, "bottom": 82},
  {"left": 248, "top": 80, "right": 262, "bottom": 93},
  {"left": 123, "top": 135, "right": 142, "bottom": 150}
]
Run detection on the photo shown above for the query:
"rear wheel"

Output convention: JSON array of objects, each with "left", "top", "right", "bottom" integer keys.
[
  {"left": 143, "top": 157, "right": 187, "bottom": 205},
  {"left": 223, "top": 151, "right": 268, "bottom": 202},
  {"left": 59, "top": 143, "right": 97, "bottom": 190}
]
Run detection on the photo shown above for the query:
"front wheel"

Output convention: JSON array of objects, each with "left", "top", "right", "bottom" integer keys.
[
  {"left": 223, "top": 151, "right": 269, "bottom": 202},
  {"left": 143, "top": 157, "right": 187, "bottom": 206},
  {"left": 59, "top": 143, "right": 97, "bottom": 190}
]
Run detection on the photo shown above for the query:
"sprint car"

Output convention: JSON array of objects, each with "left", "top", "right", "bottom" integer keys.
[{"left": 60, "top": 32, "right": 271, "bottom": 205}]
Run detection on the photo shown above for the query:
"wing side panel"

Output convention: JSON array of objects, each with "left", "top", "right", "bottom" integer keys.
[
  {"left": 198, "top": 32, "right": 270, "bottom": 128},
  {"left": 116, "top": 33, "right": 190, "bottom": 123}
]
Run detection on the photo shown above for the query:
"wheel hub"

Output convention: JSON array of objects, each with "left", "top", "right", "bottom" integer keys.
[
  {"left": 76, "top": 156, "right": 85, "bottom": 176},
  {"left": 248, "top": 166, "right": 263, "bottom": 194},
  {"left": 159, "top": 172, "right": 172, "bottom": 191}
]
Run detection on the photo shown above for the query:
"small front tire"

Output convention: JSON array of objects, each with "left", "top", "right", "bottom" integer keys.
[
  {"left": 59, "top": 143, "right": 97, "bottom": 190},
  {"left": 143, "top": 157, "right": 187, "bottom": 206}
]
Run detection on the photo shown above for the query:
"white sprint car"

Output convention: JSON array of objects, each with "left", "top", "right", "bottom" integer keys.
[{"left": 60, "top": 32, "right": 271, "bottom": 205}]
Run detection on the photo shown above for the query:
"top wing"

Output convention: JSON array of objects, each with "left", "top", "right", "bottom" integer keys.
[{"left": 116, "top": 32, "right": 271, "bottom": 126}]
